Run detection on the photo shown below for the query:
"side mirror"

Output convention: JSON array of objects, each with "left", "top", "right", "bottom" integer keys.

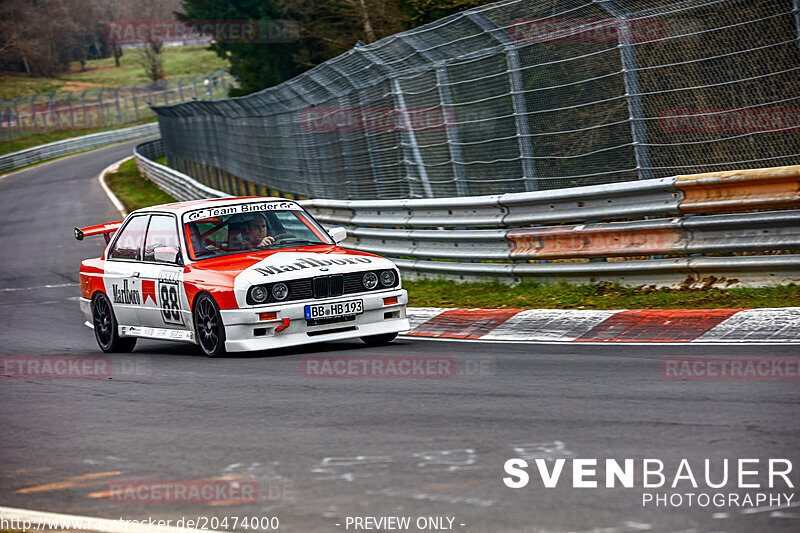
[
  {"left": 154, "top": 246, "right": 180, "bottom": 264},
  {"left": 328, "top": 227, "right": 348, "bottom": 244}
]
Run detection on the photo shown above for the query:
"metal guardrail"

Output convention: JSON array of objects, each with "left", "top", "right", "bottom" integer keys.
[
  {"left": 134, "top": 139, "right": 226, "bottom": 201},
  {"left": 0, "top": 122, "right": 160, "bottom": 173},
  {"left": 134, "top": 139, "right": 800, "bottom": 287}
]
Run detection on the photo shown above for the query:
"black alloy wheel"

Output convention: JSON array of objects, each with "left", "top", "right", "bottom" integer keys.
[
  {"left": 194, "top": 293, "right": 227, "bottom": 357},
  {"left": 92, "top": 292, "right": 136, "bottom": 353}
]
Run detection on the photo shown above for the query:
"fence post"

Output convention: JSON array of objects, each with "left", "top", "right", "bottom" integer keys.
[
  {"left": 794, "top": 0, "right": 800, "bottom": 53},
  {"left": 178, "top": 77, "right": 184, "bottom": 101},
  {"left": 467, "top": 12, "right": 538, "bottom": 191},
  {"left": 392, "top": 78, "right": 434, "bottom": 198},
  {"left": 114, "top": 87, "right": 123, "bottom": 123},
  {"left": 66, "top": 92, "right": 74, "bottom": 129},
  {"left": 400, "top": 33, "right": 470, "bottom": 197},
  {"left": 98, "top": 89, "right": 105, "bottom": 127},
  {"left": 15, "top": 97, "right": 21, "bottom": 137},
  {"left": 30, "top": 94, "right": 38, "bottom": 132},
  {"left": 47, "top": 92, "right": 56, "bottom": 131},
  {"left": 80, "top": 90, "right": 88, "bottom": 128},
  {"left": 435, "top": 67, "right": 469, "bottom": 197},
  {"left": 131, "top": 85, "right": 139, "bottom": 120},
  {"left": 595, "top": 0, "right": 653, "bottom": 181},
  {"left": 329, "top": 56, "right": 395, "bottom": 199}
]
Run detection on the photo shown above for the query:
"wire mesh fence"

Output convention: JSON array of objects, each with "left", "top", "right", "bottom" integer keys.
[
  {"left": 0, "top": 69, "right": 230, "bottom": 142},
  {"left": 152, "top": 0, "right": 800, "bottom": 200}
]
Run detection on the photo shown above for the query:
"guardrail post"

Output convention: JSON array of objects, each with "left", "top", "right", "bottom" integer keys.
[
  {"left": 595, "top": 0, "right": 653, "bottom": 181},
  {"left": 467, "top": 12, "right": 538, "bottom": 192}
]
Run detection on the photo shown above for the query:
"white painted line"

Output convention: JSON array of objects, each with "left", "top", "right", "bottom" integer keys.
[
  {"left": 98, "top": 157, "right": 131, "bottom": 217},
  {"left": 0, "top": 505, "right": 224, "bottom": 533},
  {"left": 0, "top": 283, "right": 77, "bottom": 292}
]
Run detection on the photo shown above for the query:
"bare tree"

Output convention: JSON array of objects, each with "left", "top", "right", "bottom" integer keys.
[{"left": 137, "top": 37, "right": 166, "bottom": 82}]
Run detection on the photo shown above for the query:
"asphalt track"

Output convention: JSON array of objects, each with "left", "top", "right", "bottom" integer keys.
[{"left": 1, "top": 142, "right": 799, "bottom": 533}]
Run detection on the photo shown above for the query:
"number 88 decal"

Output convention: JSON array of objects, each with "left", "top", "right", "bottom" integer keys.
[{"left": 160, "top": 283, "right": 183, "bottom": 325}]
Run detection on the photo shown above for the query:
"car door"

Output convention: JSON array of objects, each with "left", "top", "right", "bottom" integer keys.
[
  {"left": 135, "top": 213, "right": 191, "bottom": 330},
  {"left": 104, "top": 214, "right": 149, "bottom": 327}
]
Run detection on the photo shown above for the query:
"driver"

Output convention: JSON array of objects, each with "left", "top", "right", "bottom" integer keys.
[{"left": 246, "top": 214, "right": 275, "bottom": 247}]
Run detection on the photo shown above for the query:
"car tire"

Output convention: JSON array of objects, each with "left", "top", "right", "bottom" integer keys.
[
  {"left": 360, "top": 332, "right": 398, "bottom": 347},
  {"left": 194, "top": 293, "right": 227, "bottom": 357},
  {"left": 92, "top": 292, "right": 137, "bottom": 353}
]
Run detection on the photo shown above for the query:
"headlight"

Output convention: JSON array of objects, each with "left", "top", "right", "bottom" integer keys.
[
  {"left": 250, "top": 285, "right": 268, "bottom": 303},
  {"left": 271, "top": 282, "right": 289, "bottom": 301},
  {"left": 362, "top": 271, "right": 378, "bottom": 290},
  {"left": 379, "top": 270, "right": 396, "bottom": 287}
]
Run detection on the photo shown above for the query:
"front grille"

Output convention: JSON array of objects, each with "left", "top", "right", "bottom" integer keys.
[
  {"left": 343, "top": 272, "right": 366, "bottom": 294},
  {"left": 288, "top": 279, "right": 312, "bottom": 299},
  {"left": 312, "top": 275, "right": 344, "bottom": 298}
]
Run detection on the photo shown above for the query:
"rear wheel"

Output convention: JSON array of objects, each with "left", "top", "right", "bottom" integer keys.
[
  {"left": 92, "top": 293, "right": 136, "bottom": 353},
  {"left": 194, "top": 293, "right": 226, "bottom": 357},
  {"left": 360, "top": 332, "right": 398, "bottom": 347}
]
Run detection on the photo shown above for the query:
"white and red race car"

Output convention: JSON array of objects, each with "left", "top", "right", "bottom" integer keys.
[{"left": 76, "top": 197, "right": 409, "bottom": 356}]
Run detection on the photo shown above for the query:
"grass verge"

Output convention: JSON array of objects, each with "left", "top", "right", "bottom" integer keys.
[
  {"left": 104, "top": 158, "right": 176, "bottom": 212},
  {"left": 0, "top": 46, "right": 226, "bottom": 99},
  {"left": 405, "top": 279, "right": 800, "bottom": 309},
  {"left": 0, "top": 117, "right": 157, "bottom": 156},
  {"left": 107, "top": 160, "right": 800, "bottom": 310}
]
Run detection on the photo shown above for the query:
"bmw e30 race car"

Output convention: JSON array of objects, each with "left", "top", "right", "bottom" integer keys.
[{"left": 75, "top": 197, "right": 409, "bottom": 357}]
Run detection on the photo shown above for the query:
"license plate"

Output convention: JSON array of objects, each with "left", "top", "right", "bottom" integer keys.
[{"left": 305, "top": 299, "right": 364, "bottom": 320}]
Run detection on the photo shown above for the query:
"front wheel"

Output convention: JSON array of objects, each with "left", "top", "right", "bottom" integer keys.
[
  {"left": 92, "top": 293, "right": 136, "bottom": 353},
  {"left": 361, "top": 332, "right": 398, "bottom": 347},
  {"left": 194, "top": 293, "right": 227, "bottom": 357}
]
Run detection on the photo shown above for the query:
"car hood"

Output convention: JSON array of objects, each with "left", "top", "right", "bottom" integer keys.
[{"left": 185, "top": 246, "right": 397, "bottom": 307}]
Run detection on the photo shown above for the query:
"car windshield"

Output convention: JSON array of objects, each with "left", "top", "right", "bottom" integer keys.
[{"left": 183, "top": 203, "right": 333, "bottom": 260}]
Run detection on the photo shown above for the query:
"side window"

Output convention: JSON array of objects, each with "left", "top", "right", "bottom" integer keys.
[
  {"left": 109, "top": 216, "right": 148, "bottom": 261},
  {"left": 144, "top": 215, "right": 180, "bottom": 263}
]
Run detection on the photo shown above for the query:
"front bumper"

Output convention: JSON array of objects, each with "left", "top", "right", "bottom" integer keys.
[{"left": 220, "top": 288, "right": 409, "bottom": 352}]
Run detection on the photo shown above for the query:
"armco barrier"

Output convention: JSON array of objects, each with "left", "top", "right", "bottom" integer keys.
[
  {"left": 133, "top": 140, "right": 800, "bottom": 287},
  {"left": 0, "top": 123, "right": 159, "bottom": 173},
  {"left": 676, "top": 165, "right": 800, "bottom": 213}
]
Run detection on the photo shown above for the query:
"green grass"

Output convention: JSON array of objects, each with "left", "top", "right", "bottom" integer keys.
[
  {"left": 404, "top": 279, "right": 800, "bottom": 309},
  {"left": 1, "top": 46, "right": 226, "bottom": 99},
  {"left": 104, "top": 158, "right": 176, "bottom": 212},
  {"left": 0, "top": 117, "right": 157, "bottom": 156}
]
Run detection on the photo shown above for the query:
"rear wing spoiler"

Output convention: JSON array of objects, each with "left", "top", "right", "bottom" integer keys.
[{"left": 74, "top": 221, "right": 124, "bottom": 243}]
